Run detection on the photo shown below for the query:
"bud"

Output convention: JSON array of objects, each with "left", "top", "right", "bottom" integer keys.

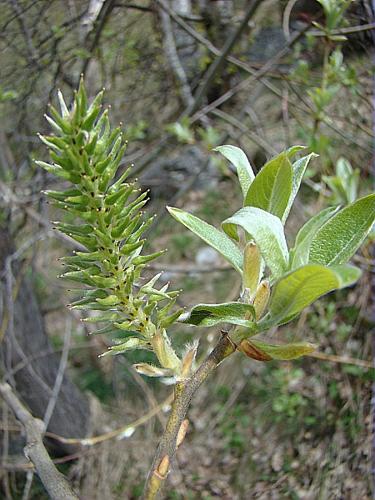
[
  {"left": 253, "top": 280, "right": 270, "bottom": 320},
  {"left": 238, "top": 339, "right": 272, "bottom": 361},
  {"left": 96, "top": 295, "right": 120, "bottom": 306},
  {"left": 180, "top": 341, "right": 199, "bottom": 378},
  {"left": 133, "top": 363, "right": 172, "bottom": 377},
  {"left": 151, "top": 330, "right": 181, "bottom": 371},
  {"left": 100, "top": 337, "right": 148, "bottom": 356},
  {"left": 251, "top": 339, "right": 317, "bottom": 360},
  {"left": 157, "top": 455, "right": 170, "bottom": 478},
  {"left": 176, "top": 419, "right": 189, "bottom": 448},
  {"left": 243, "top": 242, "right": 261, "bottom": 296}
]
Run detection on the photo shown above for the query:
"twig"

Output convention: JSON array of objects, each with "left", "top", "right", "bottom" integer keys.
[
  {"left": 0, "top": 180, "right": 85, "bottom": 250},
  {"left": 155, "top": 0, "right": 293, "bottom": 96},
  {"left": 211, "top": 108, "right": 277, "bottom": 155},
  {"left": 42, "top": 316, "right": 72, "bottom": 431},
  {"left": 78, "top": 0, "right": 116, "bottom": 80},
  {"left": 310, "top": 22, "right": 375, "bottom": 37},
  {"left": 0, "top": 382, "right": 78, "bottom": 500},
  {"left": 143, "top": 333, "right": 236, "bottom": 499},
  {"left": 21, "top": 471, "right": 34, "bottom": 500},
  {"left": 190, "top": 24, "right": 312, "bottom": 124},
  {"left": 186, "top": 0, "right": 263, "bottom": 115},
  {"left": 46, "top": 393, "right": 173, "bottom": 446},
  {"left": 307, "top": 351, "right": 373, "bottom": 369}
]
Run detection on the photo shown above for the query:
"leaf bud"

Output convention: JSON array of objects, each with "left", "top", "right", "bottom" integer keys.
[
  {"left": 180, "top": 341, "right": 199, "bottom": 378},
  {"left": 243, "top": 242, "right": 261, "bottom": 295},
  {"left": 253, "top": 280, "right": 270, "bottom": 320},
  {"left": 238, "top": 339, "right": 272, "bottom": 361},
  {"left": 133, "top": 363, "right": 172, "bottom": 377}
]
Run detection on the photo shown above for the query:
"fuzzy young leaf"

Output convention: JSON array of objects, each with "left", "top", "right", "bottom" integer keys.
[
  {"left": 309, "top": 193, "right": 375, "bottom": 265},
  {"left": 222, "top": 207, "right": 289, "bottom": 279},
  {"left": 214, "top": 145, "right": 255, "bottom": 199},
  {"left": 244, "top": 152, "right": 293, "bottom": 220},
  {"left": 283, "top": 153, "right": 317, "bottom": 223},
  {"left": 243, "top": 242, "right": 261, "bottom": 294},
  {"left": 180, "top": 302, "right": 256, "bottom": 328},
  {"left": 167, "top": 206, "right": 243, "bottom": 273},
  {"left": 263, "top": 263, "right": 362, "bottom": 327},
  {"left": 133, "top": 363, "right": 173, "bottom": 377},
  {"left": 253, "top": 280, "right": 270, "bottom": 320},
  {"left": 249, "top": 339, "right": 317, "bottom": 360},
  {"left": 291, "top": 206, "right": 339, "bottom": 268}
]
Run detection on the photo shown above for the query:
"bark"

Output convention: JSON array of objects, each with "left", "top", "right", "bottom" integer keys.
[
  {"left": 143, "top": 334, "right": 236, "bottom": 499},
  {"left": 0, "top": 227, "right": 90, "bottom": 455}
]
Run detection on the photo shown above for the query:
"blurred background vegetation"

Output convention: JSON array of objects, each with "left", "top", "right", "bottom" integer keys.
[{"left": 0, "top": 0, "right": 374, "bottom": 498}]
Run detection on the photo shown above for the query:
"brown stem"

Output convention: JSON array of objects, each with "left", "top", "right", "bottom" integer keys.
[{"left": 143, "top": 333, "right": 236, "bottom": 499}]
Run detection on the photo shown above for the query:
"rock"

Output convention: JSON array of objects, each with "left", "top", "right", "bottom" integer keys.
[{"left": 195, "top": 246, "right": 220, "bottom": 267}]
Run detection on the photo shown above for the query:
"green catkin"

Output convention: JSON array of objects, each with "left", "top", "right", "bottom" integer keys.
[{"left": 38, "top": 80, "right": 181, "bottom": 373}]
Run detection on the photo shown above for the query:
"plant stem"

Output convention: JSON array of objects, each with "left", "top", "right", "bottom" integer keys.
[{"left": 142, "top": 333, "right": 236, "bottom": 499}]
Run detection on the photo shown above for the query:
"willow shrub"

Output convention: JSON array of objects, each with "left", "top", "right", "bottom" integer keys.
[{"left": 37, "top": 81, "right": 375, "bottom": 496}]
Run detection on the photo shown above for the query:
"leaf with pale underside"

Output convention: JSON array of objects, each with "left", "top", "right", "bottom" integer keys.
[
  {"left": 167, "top": 206, "right": 243, "bottom": 273},
  {"left": 283, "top": 153, "right": 318, "bottom": 223},
  {"left": 214, "top": 145, "right": 255, "bottom": 199},
  {"left": 222, "top": 207, "right": 289, "bottom": 279}
]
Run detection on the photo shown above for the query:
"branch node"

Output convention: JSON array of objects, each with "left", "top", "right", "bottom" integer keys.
[
  {"left": 156, "top": 455, "right": 170, "bottom": 478},
  {"left": 176, "top": 419, "right": 189, "bottom": 449}
]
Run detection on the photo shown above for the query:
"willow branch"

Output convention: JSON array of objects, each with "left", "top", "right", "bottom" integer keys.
[
  {"left": 0, "top": 382, "right": 78, "bottom": 500},
  {"left": 143, "top": 333, "right": 236, "bottom": 500}
]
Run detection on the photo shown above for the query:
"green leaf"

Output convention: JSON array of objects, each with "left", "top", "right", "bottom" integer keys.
[
  {"left": 222, "top": 207, "right": 288, "bottom": 279},
  {"left": 96, "top": 295, "right": 120, "bottom": 306},
  {"left": 323, "top": 175, "right": 346, "bottom": 202},
  {"left": 103, "top": 337, "right": 150, "bottom": 356},
  {"left": 265, "top": 263, "right": 361, "bottom": 326},
  {"left": 285, "top": 145, "right": 306, "bottom": 157},
  {"left": 180, "top": 302, "right": 256, "bottom": 328},
  {"left": 283, "top": 153, "right": 317, "bottom": 223},
  {"left": 214, "top": 145, "right": 255, "bottom": 199},
  {"left": 250, "top": 339, "right": 317, "bottom": 360},
  {"left": 309, "top": 193, "right": 375, "bottom": 265},
  {"left": 167, "top": 206, "right": 243, "bottom": 273},
  {"left": 244, "top": 152, "right": 293, "bottom": 220},
  {"left": 329, "top": 264, "right": 362, "bottom": 288},
  {"left": 291, "top": 206, "right": 339, "bottom": 268}
]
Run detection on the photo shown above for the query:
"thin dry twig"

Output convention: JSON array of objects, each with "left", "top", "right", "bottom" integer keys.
[
  {"left": 42, "top": 316, "right": 73, "bottom": 431},
  {"left": 0, "top": 382, "right": 78, "bottom": 500},
  {"left": 186, "top": 0, "right": 263, "bottom": 116},
  {"left": 46, "top": 393, "right": 173, "bottom": 446},
  {"left": 307, "top": 351, "right": 373, "bottom": 369}
]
